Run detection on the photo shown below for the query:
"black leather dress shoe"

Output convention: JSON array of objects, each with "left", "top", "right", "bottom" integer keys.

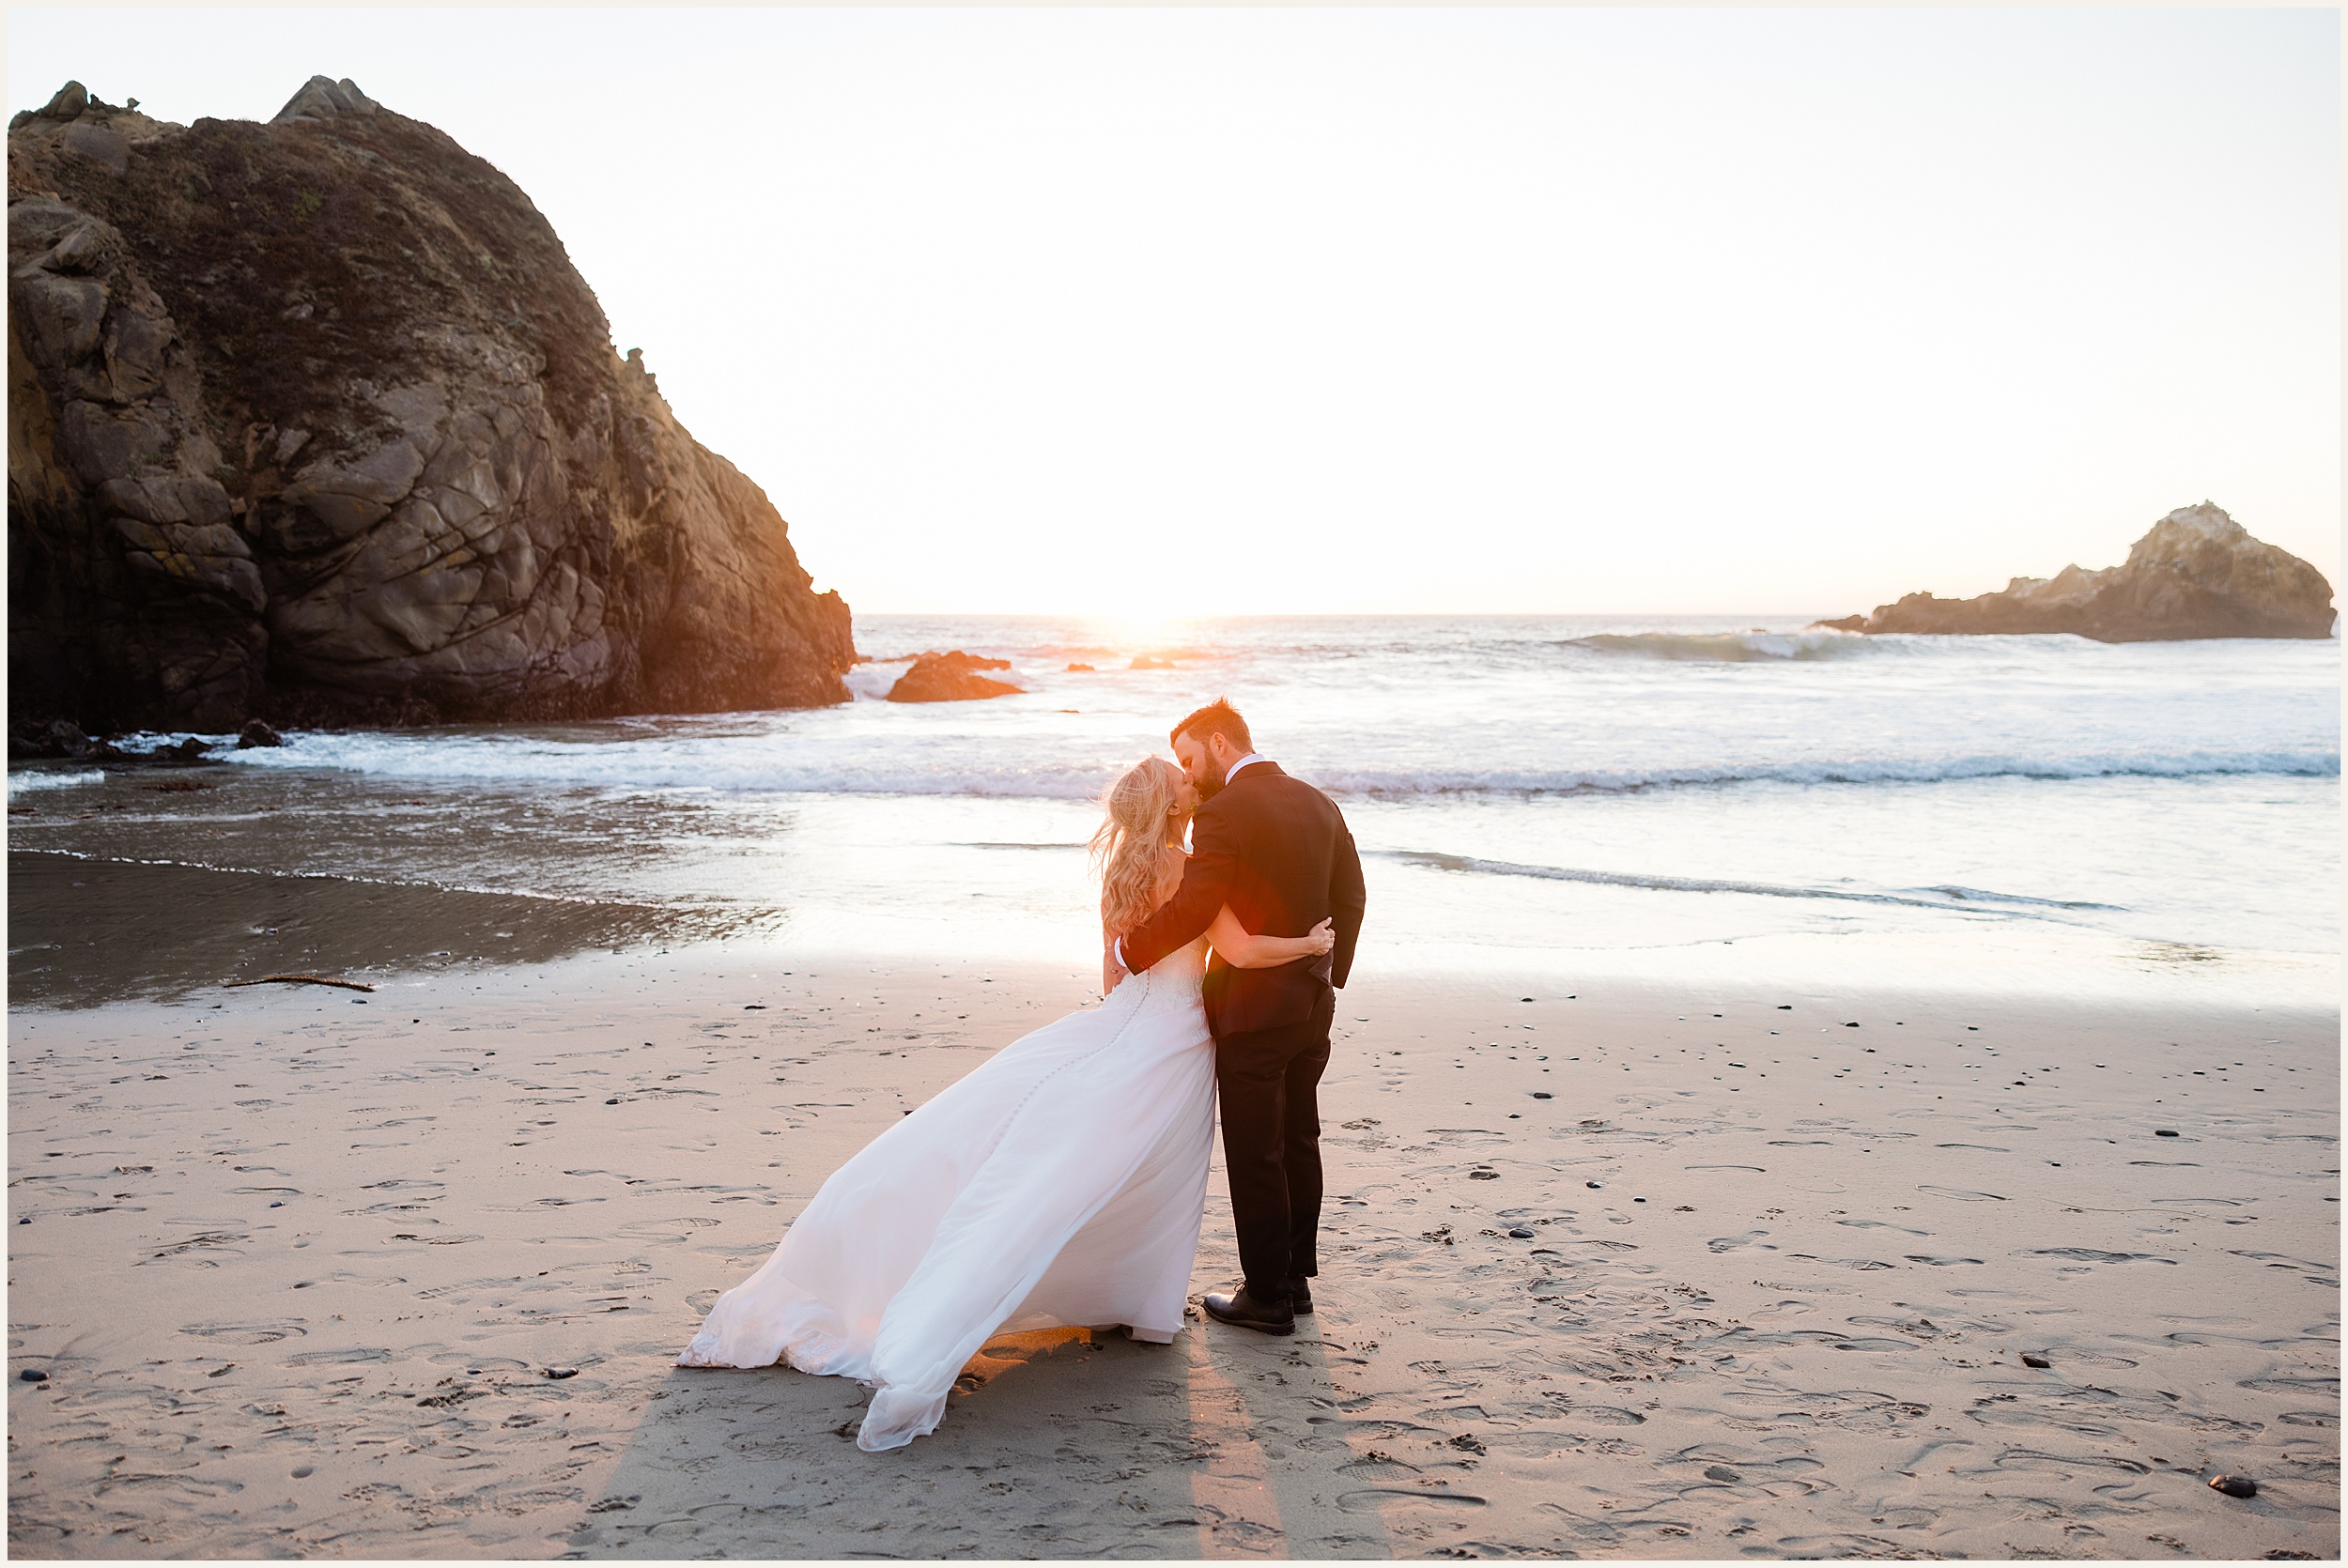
[
  {"left": 1201, "top": 1287, "right": 1295, "bottom": 1335},
  {"left": 1288, "top": 1278, "right": 1315, "bottom": 1314}
]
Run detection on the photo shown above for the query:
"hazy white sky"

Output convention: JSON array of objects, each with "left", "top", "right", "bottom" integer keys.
[{"left": 10, "top": 8, "right": 2340, "bottom": 617}]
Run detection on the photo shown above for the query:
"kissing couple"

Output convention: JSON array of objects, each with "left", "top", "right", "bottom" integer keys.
[{"left": 679, "top": 699, "right": 1368, "bottom": 1452}]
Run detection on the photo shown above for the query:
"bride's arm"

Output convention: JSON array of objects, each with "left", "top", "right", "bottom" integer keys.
[{"left": 1209, "top": 907, "right": 1336, "bottom": 969}]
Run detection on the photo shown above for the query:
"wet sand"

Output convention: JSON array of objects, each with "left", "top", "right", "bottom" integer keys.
[{"left": 6, "top": 873, "right": 2338, "bottom": 1558}]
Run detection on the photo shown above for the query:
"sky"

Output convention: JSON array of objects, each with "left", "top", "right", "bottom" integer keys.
[{"left": 8, "top": 8, "right": 2340, "bottom": 619}]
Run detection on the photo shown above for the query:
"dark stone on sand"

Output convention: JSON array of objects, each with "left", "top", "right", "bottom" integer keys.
[
  {"left": 1815, "top": 503, "right": 2336, "bottom": 643},
  {"left": 1468, "top": 1169, "right": 1499, "bottom": 1181},
  {"left": 2210, "top": 1474, "right": 2258, "bottom": 1499},
  {"left": 888, "top": 651, "right": 1024, "bottom": 703},
  {"left": 1586, "top": 1180, "right": 1602, "bottom": 1189},
  {"left": 1531, "top": 1091, "right": 1552, "bottom": 1099},
  {"left": 544, "top": 1366, "right": 579, "bottom": 1379},
  {"left": 8, "top": 79, "right": 852, "bottom": 733},
  {"left": 1507, "top": 1227, "right": 1535, "bottom": 1239},
  {"left": 20, "top": 1368, "right": 47, "bottom": 1381},
  {"left": 237, "top": 719, "right": 284, "bottom": 749},
  {"left": 1704, "top": 1465, "right": 1740, "bottom": 1483},
  {"left": 2156, "top": 1129, "right": 2181, "bottom": 1137},
  {"left": 2022, "top": 1353, "right": 2052, "bottom": 1368}
]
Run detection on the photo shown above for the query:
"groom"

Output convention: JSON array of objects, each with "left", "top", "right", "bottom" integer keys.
[{"left": 1111, "top": 700, "right": 1367, "bottom": 1334}]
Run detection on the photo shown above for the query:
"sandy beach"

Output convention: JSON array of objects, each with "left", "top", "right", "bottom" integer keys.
[{"left": 7, "top": 857, "right": 2336, "bottom": 1560}]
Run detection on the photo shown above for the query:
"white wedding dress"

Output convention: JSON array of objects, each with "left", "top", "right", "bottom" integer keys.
[{"left": 677, "top": 935, "right": 1217, "bottom": 1452}]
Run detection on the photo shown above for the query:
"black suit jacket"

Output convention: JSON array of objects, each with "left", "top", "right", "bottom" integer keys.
[{"left": 1118, "top": 761, "right": 1367, "bottom": 1038}]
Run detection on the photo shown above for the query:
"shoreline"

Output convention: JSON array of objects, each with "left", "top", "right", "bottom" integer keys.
[{"left": 8, "top": 922, "right": 2337, "bottom": 1559}]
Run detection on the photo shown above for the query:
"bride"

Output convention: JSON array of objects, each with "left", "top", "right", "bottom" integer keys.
[{"left": 676, "top": 756, "right": 1336, "bottom": 1452}]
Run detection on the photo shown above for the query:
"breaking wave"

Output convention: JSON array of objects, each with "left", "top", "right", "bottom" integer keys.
[
  {"left": 203, "top": 730, "right": 2340, "bottom": 801},
  {"left": 6, "top": 769, "right": 106, "bottom": 794}
]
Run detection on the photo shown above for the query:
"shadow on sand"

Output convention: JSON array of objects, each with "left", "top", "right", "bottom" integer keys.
[{"left": 564, "top": 1322, "right": 1405, "bottom": 1559}]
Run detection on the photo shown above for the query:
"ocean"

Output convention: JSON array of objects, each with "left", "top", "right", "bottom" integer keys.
[{"left": 8, "top": 615, "right": 2339, "bottom": 1006}]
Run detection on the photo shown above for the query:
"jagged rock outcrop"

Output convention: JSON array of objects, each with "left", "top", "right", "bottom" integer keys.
[
  {"left": 1815, "top": 504, "right": 2336, "bottom": 642},
  {"left": 8, "top": 78, "right": 853, "bottom": 731},
  {"left": 887, "top": 651, "right": 1021, "bottom": 703}
]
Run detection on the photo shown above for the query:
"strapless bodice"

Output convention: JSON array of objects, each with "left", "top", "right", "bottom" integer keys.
[{"left": 1111, "top": 934, "right": 1210, "bottom": 1016}]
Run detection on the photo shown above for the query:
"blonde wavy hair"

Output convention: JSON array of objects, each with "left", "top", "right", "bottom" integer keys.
[{"left": 1090, "top": 756, "right": 1187, "bottom": 940}]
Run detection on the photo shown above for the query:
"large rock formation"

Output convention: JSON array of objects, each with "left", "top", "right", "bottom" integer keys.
[
  {"left": 8, "top": 77, "right": 853, "bottom": 732},
  {"left": 1815, "top": 504, "right": 2336, "bottom": 642}
]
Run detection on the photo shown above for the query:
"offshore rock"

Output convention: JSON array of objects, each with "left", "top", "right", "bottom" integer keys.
[
  {"left": 1817, "top": 504, "right": 2335, "bottom": 643},
  {"left": 887, "top": 651, "right": 1022, "bottom": 703},
  {"left": 8, "top": 78, "right": 852, "bottom": 732}
]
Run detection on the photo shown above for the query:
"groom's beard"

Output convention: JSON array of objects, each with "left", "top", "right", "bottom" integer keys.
[{"left": 1193, "top": 764, "right": 1225, "bottom": 801}]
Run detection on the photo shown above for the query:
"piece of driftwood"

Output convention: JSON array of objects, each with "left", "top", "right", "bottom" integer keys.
[{"left": 224, "top": 974, "right": 377, "bottom": 993}]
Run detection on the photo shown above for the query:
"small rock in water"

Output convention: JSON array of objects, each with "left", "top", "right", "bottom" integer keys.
[
  {"left": 2209, "top": 1474, "right": 2258, "bottom": 1499},
  {"left": 889, "top": 651, "right": 1022, "bottom": 702},
  {"left": 1507, "top": 1226, "right": 1536, "bottom": 1239},
  {"left": 543, "top": 1366, "right": 579, "bottom": 1380},
  {"left": 237, "top": 718, "right": 284, "bottom": 749},
  {"left": 20, "top": 1369, "right": 48, "bottom": 1382},
  {"left": 2021, "top": 1353, "right": 2052, "bottom": 1368}
]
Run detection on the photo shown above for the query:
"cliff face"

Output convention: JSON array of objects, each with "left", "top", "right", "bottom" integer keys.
[
  {"left": 1818, "top": 504, "right": 2336, "bottom": 643},
  {"left": 8, "top": 78, "right": 853, "bottom": 732}
]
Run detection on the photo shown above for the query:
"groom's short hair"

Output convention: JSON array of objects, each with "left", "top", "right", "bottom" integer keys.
[{"left": 1171, "top": 699, "right": 1252, "bottom": 755}]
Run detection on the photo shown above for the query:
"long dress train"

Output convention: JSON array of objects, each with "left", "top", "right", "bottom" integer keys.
[{"left": 676, "top": 937, "right": 1216, "bottom": 1452}]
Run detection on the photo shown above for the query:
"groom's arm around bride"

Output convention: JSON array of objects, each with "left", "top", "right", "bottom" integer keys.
[{"left": 1116, "top": 706, "right": 1366, "bottom": 1037}]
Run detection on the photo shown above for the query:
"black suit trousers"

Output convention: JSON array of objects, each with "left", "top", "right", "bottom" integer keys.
[{"left": 1213, "top": 988, "right": 1336, "bottom": 1298}]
